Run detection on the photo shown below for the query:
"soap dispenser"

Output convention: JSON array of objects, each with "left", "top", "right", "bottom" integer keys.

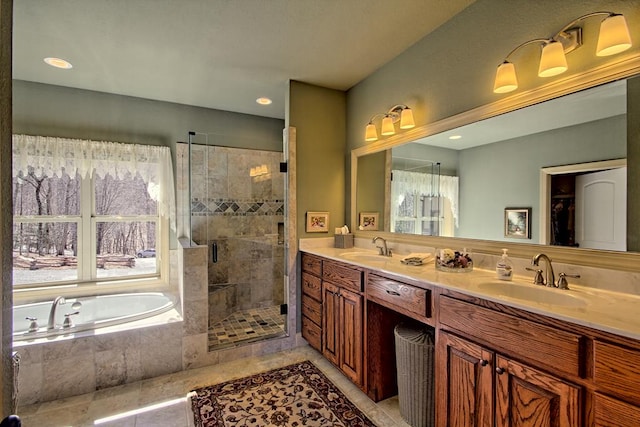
[{"left": 496, "top": 249, "right": 513, "bottom": 281}]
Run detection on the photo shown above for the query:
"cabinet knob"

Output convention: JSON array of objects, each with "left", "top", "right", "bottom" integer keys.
[
  {"left": 479, "top": 359, "right": 488, "bottom": 366},
  {"left": 495, "top": 367, "right": 505, "bottom": 375}
]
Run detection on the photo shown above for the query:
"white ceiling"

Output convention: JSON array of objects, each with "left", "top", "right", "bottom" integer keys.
[{"left": 12, "top": 0, "right": 475, "bottom": 119}]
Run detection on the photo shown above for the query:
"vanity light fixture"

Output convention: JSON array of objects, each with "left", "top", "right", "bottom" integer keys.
[
  {"left": 44, "top": 57, "right": 73, "bottom": 69},
  {"left": 493, "top": 12, "right": 632, "bottom": 94},
  {"left": 364, "top": 105, "right": 415, "bottom": 141}
]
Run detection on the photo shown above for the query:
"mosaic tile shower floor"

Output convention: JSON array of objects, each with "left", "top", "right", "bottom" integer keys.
[{"left": 208, "top": 305, "right": 285, "bottom": 351}]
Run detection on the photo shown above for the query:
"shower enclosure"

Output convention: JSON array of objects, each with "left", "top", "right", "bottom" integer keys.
[{"left": 181, "top": 132, "right": 287, "bottom": 350}]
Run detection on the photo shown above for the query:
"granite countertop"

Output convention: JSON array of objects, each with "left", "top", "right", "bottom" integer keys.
[{"left": 301, "top": 245, "right": 640, "bottom": 341}]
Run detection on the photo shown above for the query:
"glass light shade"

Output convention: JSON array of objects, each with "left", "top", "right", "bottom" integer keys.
[
  {"left": 538, "top": 41, "right": 568, "bottom": 78},
  {"left": 596, "top": 14, "right": 632, "bottom": 56},
  {"left": 493, "top": 61, "right": 518, "bottom": 93},
  {"left": 399, "top": 108, "right": 415, "bottom": 129},
  {"left": 381, "top": 116, "right": 395, "bottom": 136},
  {"left": 365, "top": 123, "right": 378, "bottom": 141}
]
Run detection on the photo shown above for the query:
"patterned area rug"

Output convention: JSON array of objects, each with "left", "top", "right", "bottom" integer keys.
[{"left": 190, "top": 361, "right": 376, "bottom": 426}]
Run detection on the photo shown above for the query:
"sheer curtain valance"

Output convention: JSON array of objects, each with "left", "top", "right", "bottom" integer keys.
[
  {"left": 391, "top": 169, "right": 460, "bottom": 226},
  {"left": 12, "top": 134, "right": 176, "bottom": 230}
]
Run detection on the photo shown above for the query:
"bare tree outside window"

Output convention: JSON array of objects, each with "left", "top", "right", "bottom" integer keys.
[{"left": 13, "top": 169, "right": 159, "bottom": 285}]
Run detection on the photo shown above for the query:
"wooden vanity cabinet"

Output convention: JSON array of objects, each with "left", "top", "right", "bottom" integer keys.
[
  {"left": 592, "top": 339, "right": 640, "bottom": 425},
  {"left": 437, "top": 296, "right": 582, "bottom": 427},
  {"left": 302, "top": 252, "right": 640, "bottom": 426},
  {"left": 301, "top": 253, "right": 323, "bottom": 352},
  {"left": 322, "top": 259, "right": 364, "bottom": 387}
]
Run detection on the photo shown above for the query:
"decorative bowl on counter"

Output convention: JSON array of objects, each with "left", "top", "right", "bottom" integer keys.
[{"left": 435, "top": 248, "right": 473, "bottom": 272}]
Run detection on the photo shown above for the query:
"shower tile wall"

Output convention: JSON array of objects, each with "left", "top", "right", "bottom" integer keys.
[{"left": 188, "top": 145, "right": 285, "bottom": 326}]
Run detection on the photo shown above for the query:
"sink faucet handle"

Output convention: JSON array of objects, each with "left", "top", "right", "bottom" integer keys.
[
  {"left": 63, "top": 311, "right": 80, "bottom": 328},
  {"left": 557, "top": 272, "right": 580, "bottom": 290},
  {"left": 25, "top": 317, "right": 39, "bottom": 332},
  {"left": 525, "top": 267, "right": 545, "bottom": 285}
]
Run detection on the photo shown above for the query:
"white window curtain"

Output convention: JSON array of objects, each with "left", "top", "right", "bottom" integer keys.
[
  {"left": 391, "top": 169, "right": 460, "bottom": 227},
  {"left": 12, "top": 134, "right": 176, "bottom": 231}
]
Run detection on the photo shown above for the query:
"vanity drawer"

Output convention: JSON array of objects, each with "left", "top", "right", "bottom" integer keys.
[
  {"left": 301, "top": 253, "right": 322, "bottom": 276},
  {"left": 302, "top": 272, "right": 322, "bottom": 301},
  {"left": 439, "top": 296, "right": 582, "bottom": 377},
  {"left": 594, "top": 340, "right": 640, "bottom": 405},
  {"left": 323, "top": 260, "right": 363, "bottom": 293},
  {"left": 301, "top": 294, "right": 322, "bottom": 326},
  {"left": 302, "top": 315, "right": 322, "bottom": 351},
  {"left": 367, "top": 274, "right": 430, "bottom": 318},
  {"left": 594, "top": 393, "right": 640, "bottom": 426}
]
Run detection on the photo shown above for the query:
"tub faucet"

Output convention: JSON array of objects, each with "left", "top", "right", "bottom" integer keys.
[
  {"left": 532, "top": 253, "right": 555, "bottom": 288},
  {"left": 372, "top": 236, "right": 391, "bottom": 257},
  {"left": 47, "top": 296, "right": 66, "bottom": 330}
]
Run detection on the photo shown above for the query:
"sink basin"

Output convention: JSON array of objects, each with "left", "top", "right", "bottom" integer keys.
[
  {"left": 339, "top": 251, "right": 392, "bottom": 263},
  {"left": 476, "top": 281, "right": 588, "bottom": 308}
]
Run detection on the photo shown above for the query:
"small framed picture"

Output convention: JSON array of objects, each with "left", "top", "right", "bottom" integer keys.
[
  {"left": 306, "top": 211, "right": 329, "bottom": 233},
  {"left": 359, "top": 212, "right": 379, "bottom": 231},
  {"left": 504, "top": 207, "right": 531, "bottom": 239}
]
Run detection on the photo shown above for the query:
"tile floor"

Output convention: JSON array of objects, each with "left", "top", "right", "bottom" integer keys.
[
  {"left": 18, "top": 344, "right": 412, "bottom": 427},
  {"left": 207, "top": 305, "right": 286, "bottom": 350}
]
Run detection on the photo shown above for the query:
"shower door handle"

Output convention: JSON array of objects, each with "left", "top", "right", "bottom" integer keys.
[{"left": 211, "top": 242, "right": 218, "bottom": 263}]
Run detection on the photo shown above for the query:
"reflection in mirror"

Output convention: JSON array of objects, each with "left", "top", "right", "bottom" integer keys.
[
  {"left": 391, "top": 144, "right": 458, "bottom": 237},
  {"left": 356, "top": 151, "right": 387, "bottom": 231},
  {"left": 356, "top": 76, "right": 640, "bottom": 252}
]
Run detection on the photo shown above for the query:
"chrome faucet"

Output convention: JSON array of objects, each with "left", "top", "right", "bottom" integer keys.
[
  {"left": 372, "top": 236, "right": 392, "bottom": 257},
  {"left": 532, "top": 253, "right": 555, "bottom": 288},
  {"left": 47, "top": 296, "right": 66, "bottom": 330}
]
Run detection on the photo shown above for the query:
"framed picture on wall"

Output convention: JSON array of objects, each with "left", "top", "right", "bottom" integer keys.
[
  {"left": 359, "top": 212, "right": 379, "bottom": 231},
  {"left": 306, "top": 211, "right": 329, "bottom": 233},
  {"left": 504, "top": 207, "right": 531, "bottom": 239}
]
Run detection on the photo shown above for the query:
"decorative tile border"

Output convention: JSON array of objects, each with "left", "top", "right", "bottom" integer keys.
[{"left": 192, "top": 199, "right": 284, "bottom": 216}]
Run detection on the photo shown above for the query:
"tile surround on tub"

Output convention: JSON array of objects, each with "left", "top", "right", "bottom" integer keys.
[{"left": 17, "top": 229, "right": 299, "bottom": 407}]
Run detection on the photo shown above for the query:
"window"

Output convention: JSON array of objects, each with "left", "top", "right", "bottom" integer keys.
[
  {"left": 12, "top": 135, "right": 175, "bottom": 292},
  {"left": 391, "top": 169, "right": 459, "bottom": 237}
]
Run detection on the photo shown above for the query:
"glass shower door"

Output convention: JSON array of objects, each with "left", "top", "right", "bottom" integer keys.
[{"left": 187, "top": 132, "right": 287, "bottom": 350}]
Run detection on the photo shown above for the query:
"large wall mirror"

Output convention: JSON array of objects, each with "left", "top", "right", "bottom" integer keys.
[{"left": 351, "top": 58, "right": 640, "bottom": 270}]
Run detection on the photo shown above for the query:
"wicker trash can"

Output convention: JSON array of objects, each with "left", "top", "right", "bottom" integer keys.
[{"left": 394, "top": 324, "right": 435, "bottom": 427}]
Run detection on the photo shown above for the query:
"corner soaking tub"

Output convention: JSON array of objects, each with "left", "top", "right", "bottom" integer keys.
[{"left": 13, "top": 292, "right": 177, "bottom": 340}]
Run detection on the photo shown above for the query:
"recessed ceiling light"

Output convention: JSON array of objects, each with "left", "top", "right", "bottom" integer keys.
[
  {"left": 448, "top": 135, "right": 462, "bottom": 140},
  {"left": 256, "top": 97, "right": 272, "bottom": 105},
  {"left": 44, "top": 57, "right": 73, "bottom": 69}
]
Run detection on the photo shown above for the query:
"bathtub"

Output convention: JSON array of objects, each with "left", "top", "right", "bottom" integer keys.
[{"left": 13, "top": 292, "right": 177, "bottom": 340}]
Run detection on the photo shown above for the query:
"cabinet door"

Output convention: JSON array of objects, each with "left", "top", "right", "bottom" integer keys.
[
  {"left": 437, "top": 331, "right": 494, "bottom": 427},
  {"left": 322, "top": 281, "right": 341, "bottom": 366},
  {"left": 339, "top": 287, "right": 363, "bottom": 386},
  {"left": 495, "top": 355, "right": 581, "bottom": 427}
]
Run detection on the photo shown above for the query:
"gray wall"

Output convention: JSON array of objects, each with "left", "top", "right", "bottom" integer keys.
[
  {"left": 458, "top": 115, "right": 626, "bottom": 241},
  {"left": 288, "top": 81, "right": 346, "bottom": 239},
  {"left": 392, "top": 143, "right": 459, "bottom": 176},
  {"left": 357, "top": 151, "right": 386, "bottom": 230},
  {"left": 628, "top": 77, "right": 640, "bottom": 250},
  {"left": 346, "top": 0, "right": 640, "bottom": 224},
  {"left": 13, "top": 80, "right": 284, "bottom": 158}
]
